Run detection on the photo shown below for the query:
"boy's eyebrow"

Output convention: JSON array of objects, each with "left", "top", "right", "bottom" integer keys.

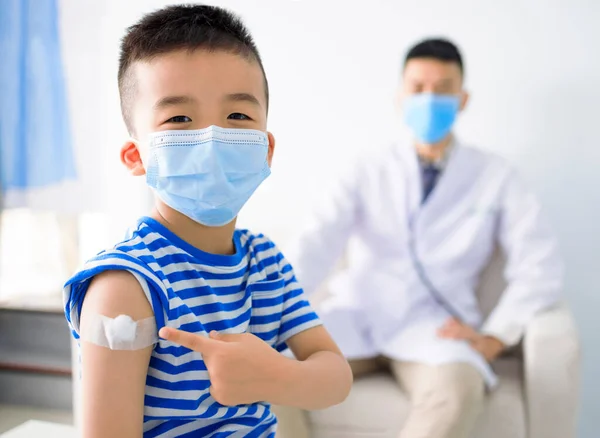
[
  {"left": 153, "top": 95, "right": 197, "bottom": 110},
  {"left": 225, "top": 93, "right": 262, "bottom": 107}
]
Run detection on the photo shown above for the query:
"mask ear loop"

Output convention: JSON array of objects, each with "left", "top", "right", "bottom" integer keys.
[
  {"left": 128, "top": 136, "right": 155, "bottom": 183},
  {"left": 128, "top": 136, "right": 144, "bottom": 160}
]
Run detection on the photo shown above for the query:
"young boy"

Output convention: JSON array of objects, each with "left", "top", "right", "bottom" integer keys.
[{"left": 63, "top": 5, "right": 352, "bottom": 437}]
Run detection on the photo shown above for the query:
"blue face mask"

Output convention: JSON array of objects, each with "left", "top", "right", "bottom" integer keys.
[
  {"left": 145, "top": 126, "right": 271, "bottom": 227},
  {"left": 403, "top": 93, "right": 461, "bottom": 144}
]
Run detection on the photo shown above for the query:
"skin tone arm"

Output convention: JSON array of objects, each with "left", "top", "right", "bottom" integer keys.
[
  {"left": 79, "top": 271, "right": 154, "bottom": 438},
  {"left": 160, "top": 325, "right": 353, "bottom": 410},
  {"left": 281, "top": 325, "right": 353, "bottom": 409}
]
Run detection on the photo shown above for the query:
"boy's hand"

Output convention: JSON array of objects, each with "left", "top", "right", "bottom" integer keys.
[
  {"left": 437, "top": 318, "right": 505, "bottom": 362},
  {"left": 159, "top": 327, "right": 281, "bottom": 406}
]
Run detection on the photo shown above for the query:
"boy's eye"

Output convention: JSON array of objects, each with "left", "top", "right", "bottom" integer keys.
[
  {"left": 166, "top": 115, "right": 192, "bottom": 123},
  {"left": 228, "top": 113, "right": 251, "bottom": 121}
]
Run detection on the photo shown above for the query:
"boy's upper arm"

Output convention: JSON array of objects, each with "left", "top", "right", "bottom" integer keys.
[{"left": 79, "top": 270, "right": 154, "bottom": 438}]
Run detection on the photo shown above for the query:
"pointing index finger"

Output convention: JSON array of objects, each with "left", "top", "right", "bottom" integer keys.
[{"left": 159, "top": 327, "right": 221, "bottom": 353}]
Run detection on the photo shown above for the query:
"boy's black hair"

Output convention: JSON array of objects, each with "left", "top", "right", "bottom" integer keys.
[
  {"left": 404, "top": 38, "right": 464, "bottom": 75},
  {"left": 118, "top": 4, "right": 268, "bottom": 133}
]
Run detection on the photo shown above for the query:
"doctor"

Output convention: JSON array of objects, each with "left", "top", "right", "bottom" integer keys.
[{"left": 286, "top": 39, "right": 563, "bottom": 438}]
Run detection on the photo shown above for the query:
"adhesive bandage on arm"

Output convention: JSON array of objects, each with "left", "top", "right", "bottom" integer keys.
[{"left": 80, "top": 314, "right": 159, "bottom": 350}]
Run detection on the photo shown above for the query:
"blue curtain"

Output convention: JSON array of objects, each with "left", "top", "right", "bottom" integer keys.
[{"left": 0, "top": 0, "right": 76, "bottom": 192}]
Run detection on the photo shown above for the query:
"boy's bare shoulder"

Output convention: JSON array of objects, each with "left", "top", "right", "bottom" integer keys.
[{"left": 82, "top": 270, "right": 153, "bottom": 320}]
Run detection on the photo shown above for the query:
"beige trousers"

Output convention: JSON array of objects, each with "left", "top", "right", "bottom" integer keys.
[{"left": 274, "top": 358, "right": 485, "bottom": 438}]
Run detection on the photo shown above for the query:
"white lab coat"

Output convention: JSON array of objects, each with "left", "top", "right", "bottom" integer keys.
[{"left": 287, "top": 139, "right": 563, "bottom": 387}]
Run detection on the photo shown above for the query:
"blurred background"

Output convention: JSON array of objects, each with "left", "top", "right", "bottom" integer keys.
[{"left": 0, "top": 0, "right": 598, "bottom": 436}]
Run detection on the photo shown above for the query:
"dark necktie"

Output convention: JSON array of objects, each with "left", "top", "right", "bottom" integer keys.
[{"left": 422, "top": 164, "right": 440, "bottom": 203}]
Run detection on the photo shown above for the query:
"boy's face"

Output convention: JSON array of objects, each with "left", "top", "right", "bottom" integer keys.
[{"left": 122, "top": 49, "right": 274, "bottom": 176}]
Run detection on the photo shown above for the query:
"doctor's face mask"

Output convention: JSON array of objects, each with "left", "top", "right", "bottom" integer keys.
[{"left": 401, "top": 58, "right": 468, "bottom": 144}]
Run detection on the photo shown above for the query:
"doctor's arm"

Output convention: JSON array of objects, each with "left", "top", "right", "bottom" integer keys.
[
  {"left": 78, "top": 271, "right": 154, "bottom": 438},
  {"left": 285, "top": 167, "right": 362, "bottom": 296},
  {"left": 481, "top": 172, "right": 564, "bottom": 348}
]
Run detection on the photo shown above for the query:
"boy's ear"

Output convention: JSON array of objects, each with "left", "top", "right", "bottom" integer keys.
[
  {"left": 267, "top": 132, "right": 276, "bottom": 167},
  {"left": 121, "top": 141, "right": 146, "bottom": 176}
]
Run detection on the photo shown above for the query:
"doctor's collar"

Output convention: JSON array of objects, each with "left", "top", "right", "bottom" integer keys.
[{"left": 416, "top": 137, "right": 456, "bottom": 168}]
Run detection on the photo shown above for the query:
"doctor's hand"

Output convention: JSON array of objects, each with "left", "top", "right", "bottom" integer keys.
[
  {"left": 437, "top": 318, "right": 505, "bottom": 362},
  {"left": 159, "top": 327, "right": 282, "bottom": 406}
]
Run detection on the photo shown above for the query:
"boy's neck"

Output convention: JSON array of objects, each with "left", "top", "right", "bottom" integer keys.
[{"left": 151, "top": 203, "right": 237, "bottom": 256}]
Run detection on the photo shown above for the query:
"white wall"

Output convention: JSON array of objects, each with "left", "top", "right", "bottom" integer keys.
[{"left": 59, "top": 0, "right": 600, "bottom": 436}]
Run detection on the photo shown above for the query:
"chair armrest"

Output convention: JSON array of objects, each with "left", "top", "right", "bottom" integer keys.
[{"left": 523, "top": 303, "right": 581, "bottom": 438}]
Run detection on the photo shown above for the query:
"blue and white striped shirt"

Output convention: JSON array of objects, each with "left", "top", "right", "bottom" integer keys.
[{"left": 64, "top": 217, "right": 321, "bottom": 437}]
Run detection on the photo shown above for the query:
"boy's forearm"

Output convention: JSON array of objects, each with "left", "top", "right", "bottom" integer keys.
[{"left": 264, "top": 351, "right": 352, "bottom": 410}]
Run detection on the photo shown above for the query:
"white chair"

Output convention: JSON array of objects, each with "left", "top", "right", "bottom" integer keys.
[{"left": 274, "top": 251, "right": 581, "bottom": 438}]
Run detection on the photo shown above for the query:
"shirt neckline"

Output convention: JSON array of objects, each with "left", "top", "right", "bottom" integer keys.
[{"left": 138, "top": 216, "right": 245, "bottom": 267}]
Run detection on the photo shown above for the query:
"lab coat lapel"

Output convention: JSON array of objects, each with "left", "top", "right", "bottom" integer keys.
[
  {"left": 418, "top": 142, "right": 479, "bottom": 227},
  {"left": 395, "top": 142, "right": 422, "bottom": 227}
]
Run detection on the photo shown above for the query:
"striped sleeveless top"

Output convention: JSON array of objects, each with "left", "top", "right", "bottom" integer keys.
[{"left": 64, "top": 217, "right": 321, "bottom": 437}]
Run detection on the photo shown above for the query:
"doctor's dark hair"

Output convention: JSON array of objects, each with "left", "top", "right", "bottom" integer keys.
[
  {"left": 404, "top": 38, "right": 464, "bottom": 75},
  {"left": 117, "top": 4, "right": 269, "bottom": 134}
]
